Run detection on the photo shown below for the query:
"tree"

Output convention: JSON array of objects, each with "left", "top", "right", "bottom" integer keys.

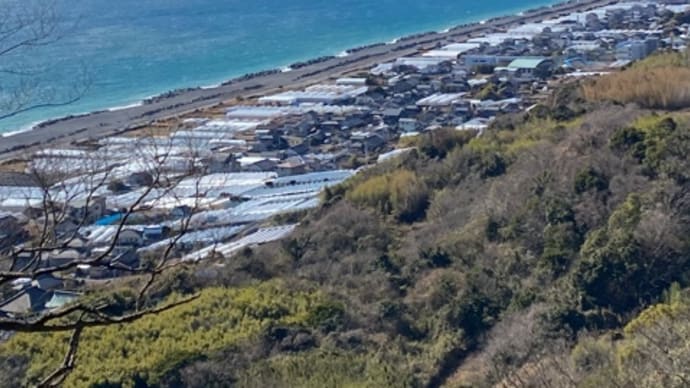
[
  {"left": 0, "top": 0, "right": 90, "bottom": 121},
  {"left": 0, "top": 4, "right": 217, "bottom": 382},
  {"left": 0, "top": 134, "right": 219, "bottom": 385}
]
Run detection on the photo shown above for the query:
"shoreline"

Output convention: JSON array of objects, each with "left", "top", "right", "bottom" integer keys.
[{"left": 0, "top": 0, "right": 616, "bottom": 161}]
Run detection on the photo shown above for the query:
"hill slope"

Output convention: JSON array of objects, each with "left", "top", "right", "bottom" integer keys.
[{"left": 3, "top": 53, "right": 690, "bottom": 387}]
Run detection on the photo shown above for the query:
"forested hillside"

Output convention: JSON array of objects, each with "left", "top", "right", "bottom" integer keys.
[{"left": 2, "top": 53, "right": 690, "bottom": 387}]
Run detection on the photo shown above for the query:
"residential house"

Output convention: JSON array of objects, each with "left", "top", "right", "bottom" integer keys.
[
  {"left": 55, "top": 218, "right": 80, "bottom": 237},
  {"left": 0, "top": 287, "right": 79, "bottom": 316},
  {"left": 143, "top": 225, "right": 168, "bottom": 241},
  {"left": 289, "top": 142, "right": 310, "bottom": 156},
  {"left": 0, "top": 287, "right": 53, "bottom": 315},
  {"left": 457, "top": 117, "right": 495, "bottom": 133},
  {"left": 399, "top": 118, "right": 419, "bottom": 133},
  {"left": 462, "top": 54, "right": 516, "bottom": 68},
  {"left": 126, "top": 171, "right": 154, "bottom": 187},
  {"left": 206, "top": 153, "right": 242, "bottom": 173},
  {"left": 32, "top": 274, "right": 64, "bottom": 290},
  {"left": 615, "top": 38, "right": 659, "bottom": 61},
  {"left": 117, "top": 229, "right": 144, "bottom": 247},
  {"left": 506, "top": 57, "right": 555, "bottom": 81},
  {"left": 278, "top": 157, "right": 308, "bottom": 176},
  {"left": 350, "top": 132, "right": 386, "bottom": 154},
  {"left": 242, "top": 158, "right": 279, "bottom": 172},
  {"left": 171, "top": 205, "right": 193, "bottom": 219},
  {"left": 68, "top": 196, "right": 107, "bottom": 224},
  {"left": 41, "top": 249, "right": 82, "bottom": 268}
]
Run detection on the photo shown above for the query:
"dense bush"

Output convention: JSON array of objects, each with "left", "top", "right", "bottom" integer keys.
[
  {"left": 503, "top": 286, "right": 690, "bottom": 387},
  {"left": 609, "top": 116, "right": 690, "bottom": 183},
  {"left": 6, "top": 78, "right": 690, "bottom": 387},
  {"left": 0, "top": 282, "right": 329, "bottom": 387},
  {"left": 574, "top": 167, "right": 609, "bottom": 194},
  {"left": 347, "top": 169, "right": 430, "bottom": 222},
  {"left": 236, "top": 350, "right": 414, "bottom": 388}
]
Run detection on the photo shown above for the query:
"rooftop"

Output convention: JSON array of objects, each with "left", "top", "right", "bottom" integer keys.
[{"left": 508, "top": 57, "right": 551, "bottom": 69}]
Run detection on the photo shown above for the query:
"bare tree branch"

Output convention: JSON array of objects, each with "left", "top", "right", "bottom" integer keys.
[
  {"left": 0, "top": 294, "right": 199, "bottom": 333},
  {"left": 38, "top": 321, "right": 83, "bottom": 387},
  {"left": 0, "top": 0, "right": 89, "bottom": 121}
]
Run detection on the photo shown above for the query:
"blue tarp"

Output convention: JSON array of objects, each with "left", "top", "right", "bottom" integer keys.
[{"left": 95, "top": 213, "right": 123, "bottom": 226}]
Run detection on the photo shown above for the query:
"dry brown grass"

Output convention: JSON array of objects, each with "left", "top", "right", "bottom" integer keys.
[
  {"left": 0, "top": 159, "right": 28, "bottom": 173},
  {"left": 582, "top": 66, "right": 690, "bottom": 110}
]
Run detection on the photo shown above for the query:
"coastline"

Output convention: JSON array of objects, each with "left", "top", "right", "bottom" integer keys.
[{"left": 0, "top": 0, "right": 616, "bottom": 161}]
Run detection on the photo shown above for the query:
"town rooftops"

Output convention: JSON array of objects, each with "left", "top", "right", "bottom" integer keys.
[
  {"left": 457, "top": 117, "right": 495, "bottom": 132},
  {"left": 183, "top": 224, "right": 299, "bottom": 262},
  {"left": 370, "top": 63, "right": 394, "bottom": 75},
  {"left": 0, "top": 172, "right": 39, "bottom": 187},
  {"left": 0, "top": 186, "right": 44, "bottom": 200},
  {"left": 416, "top": 93, "right": 466, "bottom": 107},
  {"left": 193, "top": 119, "right": 264, "bottom": 133},
  {"left": 336, "top": 77, "right": 368, "bottom": 86},
  {"left": 422, "top": 43, "right": 481, "bottom": 59},
  {"left": 258, "top": 85, "right": 368, "bottom": 105},
  {"left": 394, "top": 56, "right": 449, "bottom": 70},
  {"left": 507, "top": 57, "right": 551, "bottom": 69},
  {"left": 0, "top": 287, "right": 80, "bottom": 315},
  {"left": 0, "top": 287, "right": 49, "bottom": 314},
  {"left": 226, "top": 105, "right": 364, "bottom": 119}
]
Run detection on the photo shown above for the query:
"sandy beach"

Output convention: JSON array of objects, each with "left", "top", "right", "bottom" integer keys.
[{"left": 0, "top": 0, "right": 614, "bottom": 160}]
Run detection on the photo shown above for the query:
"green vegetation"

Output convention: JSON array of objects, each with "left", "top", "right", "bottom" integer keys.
[
  {"left": 474, "top": 81, "right": 513, "bottom": 100},
  {"left": 4, "top": 56, "right": 690, "bottom": 387},
  {"left": 513, "top": 286, "right": 690, "bottom": 388},
  {"left": 347, "top": 169, "right": 430, "bottom": 222},
  {"left": 236, "top": 350, "right": 413, "bottom": 388},
  {"left": 0, "top": 282, "right": 328, "bottom": 387}
]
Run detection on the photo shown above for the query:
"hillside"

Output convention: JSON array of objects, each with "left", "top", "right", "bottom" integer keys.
[{"left": 3, "top": 53, "right": 690, "bottom": 387}]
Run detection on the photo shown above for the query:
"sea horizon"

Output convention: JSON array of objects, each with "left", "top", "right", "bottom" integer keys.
[{"left": 0, "top": 0, "right": 559, "bottom": 135}]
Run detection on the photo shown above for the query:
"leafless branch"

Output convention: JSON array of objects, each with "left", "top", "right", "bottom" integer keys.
[
  {"left": 38, "top": 321, "right": 83, "bottom": 387},
  {"left": 0, "top": 0, "right": 89, "bottom": 121},
  {"left": 0, "top": 130, "right": 221, "bottom": 385},
  {"left": 0, "top": 294, "right": 199, "bottom": 333}
]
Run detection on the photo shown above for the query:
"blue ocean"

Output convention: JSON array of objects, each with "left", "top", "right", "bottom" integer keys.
[{"left": 0, "top": 0, "right": 557, "bottom": 134}]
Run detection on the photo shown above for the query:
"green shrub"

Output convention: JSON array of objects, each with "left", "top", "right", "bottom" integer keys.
[
  {"left": 347, "top": 170, "right": 429, "bottom": 222},
  {"left": 0, "top": 282, "right": 328, "bottom": 387},
  {"left": 420, "top": 247, "right": 452, "bottom": 268},
  {"left": 574, "top": 167, "right": 609, "bottom": 194},
  {"left": 307, "top": 302, "right": 346, "bottom": 333},
  {"left": 416, "top": 128, "right": 476, "bottom": 159},
  {"left": 573, "top": 196, "right": 647, "bottom": 314},
  {"left": 610, "top": 126, "right": 646, "bottom": 160},
  {"left": 236, "top": 350, "right": 413, "bottom": 388}
]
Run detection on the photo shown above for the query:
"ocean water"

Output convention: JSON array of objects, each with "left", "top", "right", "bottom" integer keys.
[{"left": 0, "top": 0, "right": 558, "bottom": 134}]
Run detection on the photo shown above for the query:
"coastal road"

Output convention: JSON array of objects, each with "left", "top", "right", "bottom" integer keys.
[{"left": 0, "top": 0, "right": 615, "bottom": 160}]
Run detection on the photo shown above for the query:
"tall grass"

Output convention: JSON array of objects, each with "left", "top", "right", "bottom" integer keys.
[
  {"left": 582, "top": 66, "right": 690, "bottom": 110},
  {"left": 631, "top": 51, "right": 689, "bottom": 69}
]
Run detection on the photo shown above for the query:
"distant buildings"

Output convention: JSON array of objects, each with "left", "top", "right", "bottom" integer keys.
[
  {"left": 615, "top": 38, "right": 660, "bottom": 61},
  {"left": 259, "top": 85, "right": 369, "bottom": 105}
]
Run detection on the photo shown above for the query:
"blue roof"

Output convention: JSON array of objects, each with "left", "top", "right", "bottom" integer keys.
[{"left": 95, "top": 213, "right": 124, "bottom": 226}]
